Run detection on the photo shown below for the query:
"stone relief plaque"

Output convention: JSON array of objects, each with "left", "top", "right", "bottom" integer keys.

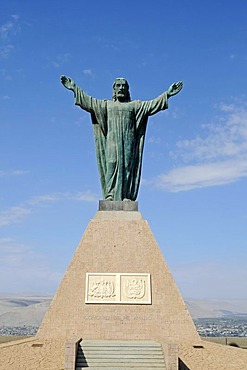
[
  {"left": 120, "top": 274, "right": 150, "bottom": 303},
  {"left": 86, "top": 274, "right": 117, "bottom": 303},
  {"left": 85, "top": 273, "right": 151, "bottom": 304}
]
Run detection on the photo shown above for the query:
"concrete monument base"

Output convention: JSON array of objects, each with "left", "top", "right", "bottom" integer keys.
[
  {"left": 34, "top": 204, "right": 199, "bottom": 369},
  {"left": 37, "top": 206, "right": 199, "bottom": 345},
  {"left": 1, "top": 203, "right": 247, "bottom": 369}
]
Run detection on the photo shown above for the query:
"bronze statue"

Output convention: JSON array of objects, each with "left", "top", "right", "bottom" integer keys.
[{"left": 61, "top": 76, "right": 183, "bottom": 201}]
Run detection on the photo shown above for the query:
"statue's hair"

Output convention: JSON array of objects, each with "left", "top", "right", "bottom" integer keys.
[{"left": 112, "top": 78, "right": 131, "bottom": 102}]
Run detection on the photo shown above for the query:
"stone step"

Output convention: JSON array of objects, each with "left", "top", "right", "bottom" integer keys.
[
  {"left": 76, "top": 356, "right": 164, "bottom": 366},
  {"left": 76, "top": 368, "right": 165, "bottom": 370},
  {"left": 77, "top": 352, "right": 164, "bottom": 361},
  {"left": 80, "top": 340, "right": 162, "bottom": 347},
  {"left": 76, "top": 367, "right": 166, "bottom": 369},
  {"left": 76, "top": 340, "right": 166, "bottom": 369},
  {"left": 77, "top": 350, "right": 163, "bottom": 354}
]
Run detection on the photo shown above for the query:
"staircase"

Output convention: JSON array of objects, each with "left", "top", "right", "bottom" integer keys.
[{"left": 75, "top": 340, "right": 166, "bottom": 369}]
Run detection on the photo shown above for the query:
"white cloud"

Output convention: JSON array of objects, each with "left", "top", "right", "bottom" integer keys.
[
  {"left": 83, "top": 69, "right": 93, "bottom": 77},
  {"left": 0, "top": 191, "right": 98, "bottom": 227},
  {"left": 172, "top": 260, "right": 247, "bottom": 299},
  {"left": 147, "top": 136, "right": 161, "bottom": 144},
  {"left": 0, "top": 238, "right": 62, "bottom": 293},
  {"left": 0, "top": 237, "right": 15, "bottom": 244},
  {"left": 0, "top": 169, "right": 28, "bottom": 177},
  {"left": 0, "top": 44, "right": 14, "bottom": 59},
  {"left": 11, "top": 15, "right": 20, "bottom": 21},
  {"left": 155, "top": 100, "right": 247, "bottom": 191},
  {"left": 49, "top": 53, "right": 71, "bottom": 68},
  {"left": 0, "top": 15, "right": 20, "bottom": 59},
  {"left": 174, "top": 103, "right": 247, "bottom": 162},
  {"left": 73, "top": 191, "right": 98, "bottom": 202},
  {"left": 0, "top": 21, "right": 15, "bottom": 40},
  {"left": 0, "top": 68, "right": 12, "bottom": 80},
  {"left": 28, "top": 191, "right": 98, "bottom": 206},
  {"left": 0, "top": 207, "right": 31, "bottom": 226},
  {"left": 27, "top": 193, "right": 64, "bottom": 206},
  {"left": 156, "top": 160, "right": 247, "bottom": 192}
]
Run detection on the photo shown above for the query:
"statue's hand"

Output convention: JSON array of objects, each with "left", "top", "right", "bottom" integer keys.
[
  {"left": 60, "top": 75, "right": 75, "bottom": 91},
  {"left": 167, "top": 81, "right": 183, "bottom": 98}
]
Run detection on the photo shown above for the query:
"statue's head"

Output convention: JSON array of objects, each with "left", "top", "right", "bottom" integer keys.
[{"left": 112, "top": 78, "right": 131, "bottom": 102}]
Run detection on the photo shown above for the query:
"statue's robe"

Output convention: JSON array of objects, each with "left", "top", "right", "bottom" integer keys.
[{"left": 74, "top": 86, "right": 168, "bottom": 201}]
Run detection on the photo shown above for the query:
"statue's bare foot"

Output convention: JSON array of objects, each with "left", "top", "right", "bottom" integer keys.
[
  {"left": 123, "top": 198, "right": 131, "bottom": 201},
  {"left": 105, "top": 195, "right": 113, "bottom": 201}
]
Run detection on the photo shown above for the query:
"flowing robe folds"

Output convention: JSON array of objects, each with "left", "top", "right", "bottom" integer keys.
[{"left": 74, "top": 86, "right": 168, "bottom": 201}]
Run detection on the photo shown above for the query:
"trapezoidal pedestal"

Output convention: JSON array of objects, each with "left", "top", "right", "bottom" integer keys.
[{"left": 37, "top": 205, "right": 200, "bottom": 346}]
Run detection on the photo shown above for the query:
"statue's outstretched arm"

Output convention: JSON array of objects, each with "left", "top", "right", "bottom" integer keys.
[
  {"left": 61, "top": 75, "right": 95, "bottom": 113},
  {"left": 167, "top": 81, "right": 183, "bottom": 98},
  {"left": 60, "top": 75, "right": 76, "bottom": 92}
]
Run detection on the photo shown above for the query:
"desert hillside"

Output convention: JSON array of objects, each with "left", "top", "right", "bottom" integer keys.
[{"left": 0, "top": 293, "right": 247, "bottom": 326}]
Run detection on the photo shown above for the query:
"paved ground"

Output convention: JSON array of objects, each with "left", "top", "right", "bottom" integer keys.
[
  {"left": 0, "top": 337, "right": 65, "bottom": 370},
  {"left": 179, "top": 340, "right": 247, "bottom": 369}
]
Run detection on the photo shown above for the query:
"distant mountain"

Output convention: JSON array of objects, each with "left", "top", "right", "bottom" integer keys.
[
  {"left": 0, "top": 294, "right": 247, "bottom": 326},
  {"left": 0, "top": 295, "right": 52, "bottom": 326},
  {"left": 185, "top": 299, "right": 247, "bottom": 319}
]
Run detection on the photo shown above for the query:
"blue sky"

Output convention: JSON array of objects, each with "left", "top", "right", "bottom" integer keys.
[{"left": 1, "top": 0, "right": 247, "bottom": 299}]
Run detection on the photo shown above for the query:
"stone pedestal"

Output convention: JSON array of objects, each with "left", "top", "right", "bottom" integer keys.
[
  {"left": 37, "top": 202, "right": 199, "bottom": 347},
  {"left": 99, "top": 200, "right": 138, "bottom": 211},
  {"left": 2, "top": 202, "right": 247, "bottom": 370}
]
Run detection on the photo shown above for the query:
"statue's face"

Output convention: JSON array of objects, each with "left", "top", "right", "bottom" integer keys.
[{"left": 114, "top": 79, "right": 129, "bottom": 102}]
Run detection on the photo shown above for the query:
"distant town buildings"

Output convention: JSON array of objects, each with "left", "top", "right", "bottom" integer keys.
[
  {"left": 194, "top": 317, "right": 247, "bottom": 337},
  {"left": 1, "top": 317, "right": 247, "bottom": 338}
]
